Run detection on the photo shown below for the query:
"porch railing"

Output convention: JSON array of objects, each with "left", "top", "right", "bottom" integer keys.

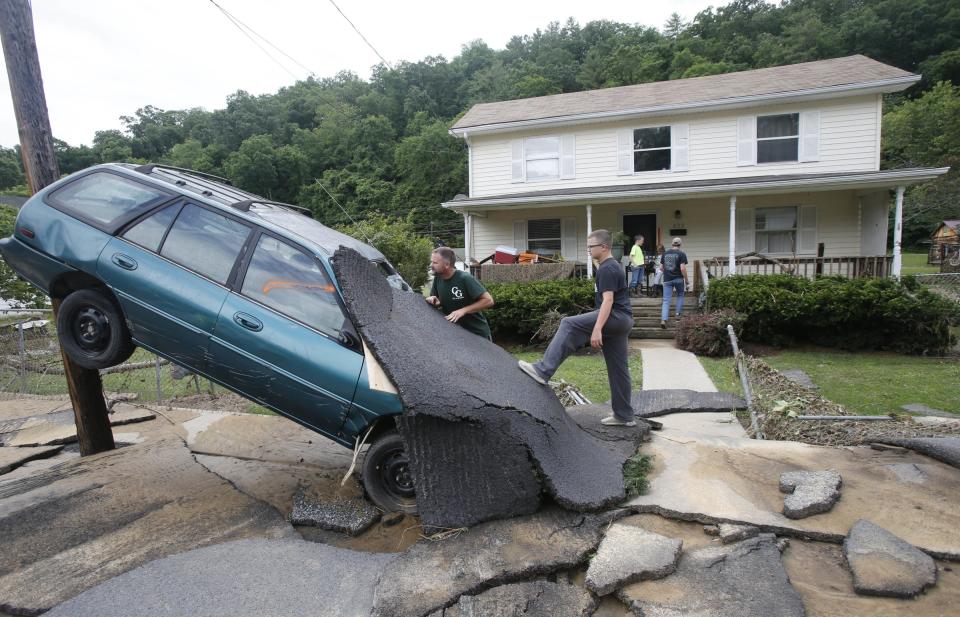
[{"left": 703, "top": 254, "right": 893, "bottom": 280}]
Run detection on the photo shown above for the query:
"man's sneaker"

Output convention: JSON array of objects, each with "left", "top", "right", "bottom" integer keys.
[
  {"left": 601, "top": 415, "right": 637, "bottom": 427},
  {"left": 518, "top": 360, "right": 547, "bottom": 385},
  {"left": 660, "top": 320, "right": 666, "bottom": 329}
]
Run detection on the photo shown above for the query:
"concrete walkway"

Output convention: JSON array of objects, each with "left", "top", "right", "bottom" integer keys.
[{"left": 639, "top": 341, "right": 717, "bottom": 393}]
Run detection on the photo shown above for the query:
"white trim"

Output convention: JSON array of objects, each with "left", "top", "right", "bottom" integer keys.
[
  {"left": 467, "top": 143, "right": 474, "bottom": 197},
  {"left": 875, "top": 94, "right": 883, "bottom": 170},
  {"left": 586, "top": 204, "right": 593, "bottom": 279},
  {"left": 892, "top": 185, "right": 905, "bottom": 278},
  {"left": 729, "top": 196, "right": 737, "bottom": 275},
  {"left": 449, "top": 75, "right": 920, "bottom": 136},
  {"left": 442, "top": 168, "right": 950, "bottom": 211}
]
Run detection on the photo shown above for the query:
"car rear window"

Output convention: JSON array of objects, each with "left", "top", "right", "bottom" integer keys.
[{"left": 47, "top": 172, "right": 171, "bottom": 227}]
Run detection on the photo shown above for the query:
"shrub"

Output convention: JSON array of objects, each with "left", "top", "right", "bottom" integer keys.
[
  {"left": 676, "top": 309, "right": 746, "bottom": 357},
  {"left": 335, "top": 213, "right": 433, "bottom": 290},
  {"left": 485, "top": 278, "right": 595, "bottom": 339},
  {"left": 706, "top": 275, "right": 957, "bottom": 355}
]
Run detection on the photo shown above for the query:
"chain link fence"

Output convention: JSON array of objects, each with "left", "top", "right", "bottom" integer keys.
[
  {"left": 0, "top": 309, "right": 261, "bottom": 413},
  {"left": 915, "top": 273, "right": 960, "bottom": 304}
]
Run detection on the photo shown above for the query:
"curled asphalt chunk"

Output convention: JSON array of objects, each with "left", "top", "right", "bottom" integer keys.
[
  {"left": 844, "top": 519, "right": 937, "bottom": 598},
  {"left": 779, "top": 469, "right": 842, "bottom": 519},
  {"left": 632, "top": 389, "right": 746, "bottom": 418},
  {"left": 332, "top": 247, "right": 631, "bottom": 528}
]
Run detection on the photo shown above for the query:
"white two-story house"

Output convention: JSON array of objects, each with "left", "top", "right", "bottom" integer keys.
[{"left": 443, "top": 55, "right": 948, "bottom": 282}]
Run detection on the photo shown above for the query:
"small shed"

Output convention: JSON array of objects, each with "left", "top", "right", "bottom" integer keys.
[{"left": 928, "top": 220, "right": 960, "bottom": 264}]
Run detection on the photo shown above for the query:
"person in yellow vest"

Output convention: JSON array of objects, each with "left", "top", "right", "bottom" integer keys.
[{"left": 628, "top": 234, "right": 645, "bottom": 295}]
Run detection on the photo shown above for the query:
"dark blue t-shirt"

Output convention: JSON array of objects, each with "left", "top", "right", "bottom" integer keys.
[
  {"left": 594, "top": 258, "right": 632, "bottom": 315},
  {"left": 662, "top": 249, "right": 688, "bottom": 282}
]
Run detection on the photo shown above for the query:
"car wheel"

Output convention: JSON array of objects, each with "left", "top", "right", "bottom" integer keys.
[
  {"left": 361, "top": 431, "right": 418, "bottom": 514},
  {"left": 56, "top": 289, "right": 135, "bottom": 370}
]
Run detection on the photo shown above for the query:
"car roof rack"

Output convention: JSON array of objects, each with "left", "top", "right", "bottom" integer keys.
[
  {"left": 232, "top": 199, "right": 312, "bottom": 216},
  {"left": 133, "top": 164, "right": 234, "bottom": 186}
]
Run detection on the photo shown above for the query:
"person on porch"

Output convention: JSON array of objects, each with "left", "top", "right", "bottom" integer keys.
[
  {"left": 661, "top": 238, "right": 689, "bottom": 328},
  {"left": 628, "top": 234, "right": 645, "bottom": 296},
  {"left": 517, "top": 229, "right": 635, "bottom": 427}
]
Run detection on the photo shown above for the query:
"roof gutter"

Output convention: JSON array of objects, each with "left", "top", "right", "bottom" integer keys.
[
  {"left": 442, "top": 167, "right": 949, "bottom": 211},
  {"left": 449, "top": 75, "right": 920, "bottom": 137}
]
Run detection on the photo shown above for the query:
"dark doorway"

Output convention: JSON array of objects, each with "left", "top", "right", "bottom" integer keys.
[{"left": 622, "top": 214, "right": 657, "bottom": 257}]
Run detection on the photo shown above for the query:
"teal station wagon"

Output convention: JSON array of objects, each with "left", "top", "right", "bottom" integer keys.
[{"left": 0, "top": 164, "right": 415, "bottom": 512}]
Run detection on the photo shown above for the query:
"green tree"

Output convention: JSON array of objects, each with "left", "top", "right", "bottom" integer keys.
[
  {"left": 0, "top": 148, "right": 24, "bottom": 190},
  {"left": 335, "top": 212, "right": 433, "bottom": 289}
]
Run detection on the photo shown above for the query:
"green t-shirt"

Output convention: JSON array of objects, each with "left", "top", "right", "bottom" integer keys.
[
  {"left": 430, "top": 270, "right": 492, "bottom": 340},
  {"left": 629, "top": 244, "right": 645, "bottom": 265}
]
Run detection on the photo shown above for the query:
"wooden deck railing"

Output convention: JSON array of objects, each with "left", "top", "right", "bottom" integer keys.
[{"left": 703, "top": 254, "right": 893, "bottom": 280}]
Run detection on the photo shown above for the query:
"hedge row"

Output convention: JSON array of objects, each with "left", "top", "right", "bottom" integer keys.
[
  {"left": 706, "top": 274, "right": 958, "bottom": 355},
  {"left": 484, "top": 279, "right": 595, "bottom": 339}
]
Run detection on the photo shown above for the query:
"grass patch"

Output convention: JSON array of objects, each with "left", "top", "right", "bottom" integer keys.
[
  {"left": 901, "top": 252, "right": 939, "bottom": 275},
  {"left": 698, "top": 356, "right": 742, "bottom": 396},
  {"left": 511, "top": 348, "right": 642, "bottom": 403},
  {"left": 623, "top": 453, "right": 653, "bottom": 497}
]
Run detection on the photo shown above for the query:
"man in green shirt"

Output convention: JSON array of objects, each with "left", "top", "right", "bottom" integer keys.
[
  {"left": 629, "top": 234, "right": 646, "bottom": 295},
  {"left": 426, "top": 247, "right": 495, "bottom": 340}
]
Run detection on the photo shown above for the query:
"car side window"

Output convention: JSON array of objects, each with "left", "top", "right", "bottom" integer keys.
[
  {"left": 47, "top": 172, "right": 170, "bottom": 226},
  {"left": 240, "top": 235, "right": 347, "bottom": 337},
  {"left": 160, "top": 204, "right": 250, "bottom": 285},
  {"left": 122, "top": 203, "right": 181, "bottom": 252}
]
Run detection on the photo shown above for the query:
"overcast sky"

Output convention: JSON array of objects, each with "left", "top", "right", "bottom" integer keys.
[{"left": 1, "top": 0, "right": 719, "bottom": 148}]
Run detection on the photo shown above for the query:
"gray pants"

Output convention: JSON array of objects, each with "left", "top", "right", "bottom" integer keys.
[{"left": 534, "top": 310, "right": 634, "bottom": 421}]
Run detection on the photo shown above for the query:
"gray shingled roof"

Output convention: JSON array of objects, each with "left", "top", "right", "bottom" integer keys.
[{"left": 453, "top": 55, "right": 915, "bottom": 131}]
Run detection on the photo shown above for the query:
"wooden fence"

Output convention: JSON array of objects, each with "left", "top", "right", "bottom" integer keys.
[{"left": 702, "top": 254, "right": 893, "bottom": 281}]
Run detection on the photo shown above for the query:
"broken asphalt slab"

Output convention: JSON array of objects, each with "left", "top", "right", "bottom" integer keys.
[
  {"left": 617, "top": 533, "right": 805, "bottom": 617},
  {"left": 44, "top": 537, "right": 394, "bottom": 617},
  {"left": 632, "top": 389, "right": 746, "bottom": 418},
  {"left": 0, "top": 430, "right": 293, "bottom": 614},
  {"left": 779, "top": 469, "right": 842, "bottom": 519},
  {"left": 0, "top": 444, "right": 62, "bottom": 475},
  {"left": 290, "top": 484, "right": 381, "bottom": 536},
  {"left": 370, "top": 507, "right": 615, "bottom": 617},
  {"left": 585, "top": 523, "right": 682, "bottom": 596},
  {"left": 427, "top": 580, "right": 596, "bottom": 617},
  {"left": 332, "top": 247, "right": 633, "bottom": 528},
  {"left": 0, "top": 403, "right": 155, "bottom": 447},
  {"left": 844, "top": 519, "right": 938, "bottom": 598},
  {"left": 869, "top": 437, "right": 960, "bottom": 471},
  {"left": 627, "top": 430, "right": 960, "bottom": 559}
]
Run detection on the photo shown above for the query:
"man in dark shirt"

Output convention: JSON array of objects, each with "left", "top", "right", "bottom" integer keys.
[
  {"left": 427, "top": 247, "right": 494, "bottom": 340},
  {"left": 518, "top": 229, "right": 635, "bottom": 426},
  {"left": 660, "top": 237, "right": 689, "bottom": 327}
]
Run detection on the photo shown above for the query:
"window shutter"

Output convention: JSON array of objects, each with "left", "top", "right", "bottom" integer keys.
[
  {"left": 560, "top": 134, "right": 576, "bottom": 179},
  {"left": 511, "top": 140, "right": 524, "bottom": 183},
  {"left": 617, "top": 128, "right": 633, "bottom": 175},
  {"left": 671, "top": 123, "right": 689, "bottom": 172},
  {"left": 513, "top": 220, "right": 528, "bottom": 251},
  {"left": 737, "top": 116, "right": 756, "bottom": 167},
  {"left": 561, "top": 217, "right": 577, "bottom": 260},
  {"left": 799, "top": 111, "right": 820, "bottom": 162},
  {"left": 798, "top": 205, "right": 817, "bottom": 254},
  {"left": 735, "top": 207, "right": 755, "bottom": 254}
]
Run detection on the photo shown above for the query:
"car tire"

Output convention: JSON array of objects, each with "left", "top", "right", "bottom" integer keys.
[
  {"left": 56, "top": 289, "right": 135, "bottom": 370},
  {"left": 361, "top": 431, "right": 418, "bottom": 514}
]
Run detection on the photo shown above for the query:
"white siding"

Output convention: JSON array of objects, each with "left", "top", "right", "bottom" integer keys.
[
  {"left": 469, "top": 95, "right": 881, "bottom": 198},
  {"left": 470, "top": 190, "right": 866, "bottom": 264}
]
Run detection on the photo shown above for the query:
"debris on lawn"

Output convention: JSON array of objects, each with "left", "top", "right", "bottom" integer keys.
[
  {"left": 742, "top": 357, "right": 960, "bottom": 446},
  {"left": 550, "top": 378, "right": 591, "bottom": 406}
]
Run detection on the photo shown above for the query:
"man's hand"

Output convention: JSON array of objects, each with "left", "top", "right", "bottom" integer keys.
[
  {"left": 426, "top": 296, "right": 440, "bottom": 307},
  {"left": 590, "top": 328, "right": 603, "bottom": 349},
  {"left": 446, "top": 308, "right": 467, "bottom": 323}
]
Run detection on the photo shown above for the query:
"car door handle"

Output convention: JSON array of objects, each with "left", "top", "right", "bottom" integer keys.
[
  {"left": 233, "top": 312, "right": 263, "bottom": 332},
  {"left": 111, "top": 253, "right": 138, "bottom": 270}
]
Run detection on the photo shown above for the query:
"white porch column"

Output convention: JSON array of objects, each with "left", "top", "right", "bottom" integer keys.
[
  {"left": 892, "top": 185, "right": 905, "bottom": 279},
  {"left": 728, "top": 195, "right": 737, "bottom": 276},
  {"left": 586, "top": 204, "right": 593, "bottom": 279},
  {"left": 463, "top": 212, "right": 472, "bottom": 264}
]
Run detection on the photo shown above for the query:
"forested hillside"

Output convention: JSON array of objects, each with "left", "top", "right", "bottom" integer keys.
[{"left": 1, "top": 0, "right": 958, "bottom": 247}]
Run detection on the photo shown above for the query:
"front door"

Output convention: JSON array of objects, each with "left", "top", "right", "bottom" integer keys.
[
  {"left": 208, "top": 233, "right": 363, "bottom": 440},
  {"left": 622, "top": 213, "right": 657, "bottom": 256}
]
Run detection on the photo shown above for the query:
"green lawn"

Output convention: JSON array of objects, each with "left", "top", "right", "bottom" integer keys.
[
  {"left": 700, "top": 349, "right": 959, "bottom": 416},
  {"left": 511, "top": 348, "right": 642, "bottom": 403},
  {"left": 901, "top": 252, "right": 939, "bottom": 275}
]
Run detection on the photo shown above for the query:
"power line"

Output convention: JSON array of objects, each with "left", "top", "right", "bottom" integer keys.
[
  {"left": 326, "top": 0, "right": 393, "bottom": 69},
  {"left": 313, "top": 178, "right": 374, "bottom": 244}
]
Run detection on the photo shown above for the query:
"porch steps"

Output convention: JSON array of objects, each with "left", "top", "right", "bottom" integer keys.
[{"left": 629, "top": 294, "right": 696, "bottom": 340}]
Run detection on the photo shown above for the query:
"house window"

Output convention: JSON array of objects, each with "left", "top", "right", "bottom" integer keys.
[
  {"left": 755, "top": 207, "right": 797, "bottom": 254},
  {"left": 757, "top": 114, "right": 799, "bottom": 163},
  {"left": 528, "top": 219, "right": 562, "bottom": 254},
  {"left": 524, "top": 137, "right": 560, "bottom": 181},
  {"left": 633, "top": 126, "right": 671, "bottom": 172}
]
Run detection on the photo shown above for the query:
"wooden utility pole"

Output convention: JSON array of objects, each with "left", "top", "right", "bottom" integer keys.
[{"left": 1, "top": 0, "right": 114, "bottom": 455}]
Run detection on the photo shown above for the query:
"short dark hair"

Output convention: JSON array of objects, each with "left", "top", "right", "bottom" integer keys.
[
  {"left": 432, "top": 247, "right": 456, "bottom": 267},
  {"left": 635, "top": 234, "right": 644, "bottom": 242},
  {"left": 588, "top": 229, "right": 612, "bottom": 247}
]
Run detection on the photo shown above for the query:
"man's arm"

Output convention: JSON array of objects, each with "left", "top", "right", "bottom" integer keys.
[
  {"left": 680, "top": 263, "right": 689, "bottom": 285},
  {"left": 591, "top": 291, "right": 613, "bottom": 349},
  {"left": 445, "top": 292, "right": 494, "bottom": 323}
]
